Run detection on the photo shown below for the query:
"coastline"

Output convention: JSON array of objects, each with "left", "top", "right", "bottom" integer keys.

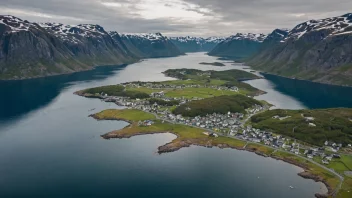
[
  {"left": 96, "top": 115, "right": 332, "bottom": 198},
  {"left": 0, "top": 53, "right": 185, "bottom": 81},
  {"left": 256, "top": 70, "right": 352, "bottom": 88}
]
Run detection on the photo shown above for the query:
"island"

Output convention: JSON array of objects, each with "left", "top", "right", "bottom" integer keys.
[
  {"left": 75, "top": 68, "right": 352, "bottom": 198},
  {"left": 199, "top": 62, "right": 226, "bottom": 66}
]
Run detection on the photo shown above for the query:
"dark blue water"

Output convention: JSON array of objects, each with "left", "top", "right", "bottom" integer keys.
[
  {"left": 261, "top": 73, "right": 352, "bottom": 109},
  {"left": 0, "top": 53, "right": 339, "bottom": 198}
]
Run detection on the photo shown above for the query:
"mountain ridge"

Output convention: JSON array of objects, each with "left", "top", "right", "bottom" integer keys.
[
  {"left": 169, "top": 36, "right": 225, "bottom": 52},
  {"left": 0, "top": 15, "right": 183, "bottom": 80},
  {"left": 247, "top": 13, "right": 352, "bottom": 86},
  {"left": 208, "top": 33, "right": 267, "bottom": 59}
]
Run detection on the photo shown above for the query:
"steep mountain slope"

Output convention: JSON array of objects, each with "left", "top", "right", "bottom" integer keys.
[
  {"left": 169, "top": 36, "right": 225, "bottom": 52},
  {"left": 247, "top": 13, "right": 352, "bottom": 86},
  {"left": 0, "top": 15, "right": 183, "bottom": 80},
  {"left": 119, "top": 33, "right": 183, "bottom": 58},
  {"left": 208, "top": 33, "right": 267, "bottom": 59}
]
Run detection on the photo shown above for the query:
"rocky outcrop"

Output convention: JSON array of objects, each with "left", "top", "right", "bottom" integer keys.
[
  {"left": 0, "top": 15, "right": 183, "bottom": 80},
  {"left": 169, "top": 36, "right": 225, "bottom": 52},
  {"left": 247, "top": 13, "right": 352, "bottom": 86},
  {"left": 208, "top": 33, "right": 267, "bottom": 59}
]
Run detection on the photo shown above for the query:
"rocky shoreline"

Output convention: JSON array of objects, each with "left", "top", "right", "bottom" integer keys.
[{"left": 97, "top": 120, "right": 331, "bottom": 197}]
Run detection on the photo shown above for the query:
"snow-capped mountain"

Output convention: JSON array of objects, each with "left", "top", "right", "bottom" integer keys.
[
  {"left": 223, "top": 33, "right": 267, "bottom": 43},
  {"left": 208, "top": 33, "right": 267, "bottom": 58},
  {"left": 0, "top": 15, "right": 38, "bottom": 32},
  {"left": 0, "top": 15, "right": 183, "bottom": 80},
  {"left": 118, "top": 33, "right": 183, "bottom": 58},
  {"left": 247, "top": 13, "right": 352, "bottom": 86},
  {"left": 169, "top": 36, "right": 225, "bottom": 52},
  {"left": 284, "top": 13, "right": 352, "bottom": 42}
]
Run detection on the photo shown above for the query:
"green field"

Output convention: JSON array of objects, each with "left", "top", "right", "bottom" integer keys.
[
  {"left": 162, "top": 68, "right": 262, "bottom": 95},
  {"left": 94, "top": 109, "right": 156, "bottom": 121},
  {"left": 81, "top": 85, "right": 150, "bottom": 99},
  {"left": 337, "top": 176, "right": 352, "bottom": 198}
]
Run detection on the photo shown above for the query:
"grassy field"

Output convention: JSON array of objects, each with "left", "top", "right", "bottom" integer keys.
[
  {"left": 328, "top": 155, "right": 352, "bottom": 175},
  {"left": 93, "top": 109, "right": 156, "bottom": 121},
  {"left": 246, "top": 143, "right": 274, "bottom": 155},
  {"left": 337, "top": 176, "right": 352, "bottom": 198},
  {"left": 81, "top": 85, "right": 150, "bottom": 99},
  {"left": 163, "top": 68, "right": 262, "bottom": 95},
  {"left": 250, "top": 108, "right": 352, "bottom": 146}
]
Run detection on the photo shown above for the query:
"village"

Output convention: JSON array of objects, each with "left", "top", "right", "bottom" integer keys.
[{"left": 98, "top": 82, "right": 349, "bottom": 168}]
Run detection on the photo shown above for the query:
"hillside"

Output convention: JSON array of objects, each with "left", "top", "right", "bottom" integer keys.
[
  {"left": 251, "top": 108, "right": 352, "bottom": 146},
  {"left": 208, "top": 33, "right": 267, "bottom": 59},
  {"left": 247, "top": 13, "right": 352, "bottom": 86},
  {"left": 0, "top": 15, "right": 183, "bottom": 80},
  {"left": 169, "top": 36, "right": 225, "bottom": 52}
]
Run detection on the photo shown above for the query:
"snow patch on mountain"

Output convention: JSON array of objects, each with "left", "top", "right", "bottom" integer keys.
[
  {"left": 170, "top": 36, "right": 225, "bottom": 44},
  {"left": 0, "top": 15, "right": 37, "bottom": 32},
  {"left": 120, "top": 33, "right": 166, "bottom": 41}
]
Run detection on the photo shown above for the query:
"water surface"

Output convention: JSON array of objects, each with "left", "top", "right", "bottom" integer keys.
[{"left": 0, "top": 53, "right": 343, "bottom": 198}]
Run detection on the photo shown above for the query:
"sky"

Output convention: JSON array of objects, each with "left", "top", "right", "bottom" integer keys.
[{"left": 1, "top": 0, "right": 352, "bottom": 37}]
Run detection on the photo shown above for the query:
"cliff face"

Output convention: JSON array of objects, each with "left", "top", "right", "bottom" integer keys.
[
  {"left": 119, "top": 33, "right": 184, "bottom": 58},
  {"left": 247, "top": 13, "right": 352, "bottom": 86},
  {"left": 169, "top": 36, "right": 225, "bottom": 52},
  {"left": 208, "top": 33, "right": 267, "bottom": 59},
  {"left": 0, "top": 15, "right": 183, "bottom": 80}
]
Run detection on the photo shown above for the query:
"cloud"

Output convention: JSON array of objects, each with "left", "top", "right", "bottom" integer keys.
[{"left": 0, "top": 0, "right": 351, "bottom": 36}]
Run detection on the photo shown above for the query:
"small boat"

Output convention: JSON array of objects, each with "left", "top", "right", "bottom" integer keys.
[{"left": 289, "top": 186, "right": 294, "bottom": 189}]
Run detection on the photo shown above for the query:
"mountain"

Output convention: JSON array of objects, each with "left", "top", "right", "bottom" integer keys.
[
  {"left": 118, "top": 33, "right": 183, "bottom": 58},
  {"left": 247, "top": 13, "right": 352, "bottom": 86},
  {"left": 169, "top": 36, "right": 225, "bottom": 52},
  {"left": 0, "top": 15, "right": 183, "bottom": 80},
  {"left": 208, "top": 33, "right": 267, "bottom": 59}
]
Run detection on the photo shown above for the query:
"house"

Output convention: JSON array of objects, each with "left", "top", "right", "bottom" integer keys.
[
  {"left": 333, "top": 154, "right": 341, "bottom": 158},
  {"left": 325, "top": 156, "right": 333, "bottom": 161},
  {"left": 308, "top": 123, "right": 316, "bottom": 127},
  {"left": 209, "top": 133, "right": 219, "bottom": 138},
  {"left": 322, "top": 160, "right": 329, "bottom": 165}
]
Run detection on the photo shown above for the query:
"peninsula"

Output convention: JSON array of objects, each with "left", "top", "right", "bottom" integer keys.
[{"left": 75, "top": 68, "right": 352, "bottom": 198}]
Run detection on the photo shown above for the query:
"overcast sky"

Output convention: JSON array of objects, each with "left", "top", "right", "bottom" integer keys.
[{"left": 1, "top": 0, "right": 351, "bottom": 37}]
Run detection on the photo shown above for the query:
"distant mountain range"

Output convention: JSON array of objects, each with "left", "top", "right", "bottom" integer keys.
[
  {"left": 169, "top": 36, "right": 225, "bottom": 52},
  {"left": 208, "top": 33, "right": 267, "bottom": 58},
  {"left": 247, "top": 13, "right": 352, "bottom": 86},
  {"left": 0, "top": 15, "right": 183, "bottom": 80},
  {"left": 1, "top": 13, "right": 352, "bottom": 86}
]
